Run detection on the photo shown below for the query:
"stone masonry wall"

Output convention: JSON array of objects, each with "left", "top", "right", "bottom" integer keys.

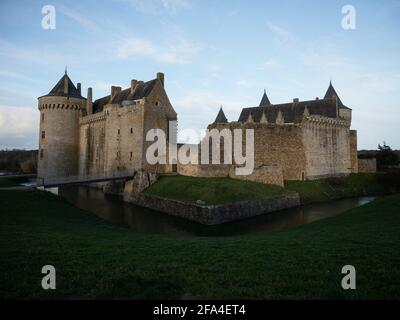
[
  {"left": 358, "top": 158, "right": 377, "bottom": 173},
  {"left": 350, "top": 130, "right": 358, "bottom": 173},
  {"left": 301, "top": 116, "right": 351, "bottom": 179},
  {"left": 125, "top": 192, "right": 300, "bottom": 225},
  {"left": 38, "top": 96, "right": 85, "bottom": 182},
  {"left": 178, "top": 122, "right": 305, "bottom": 185}
]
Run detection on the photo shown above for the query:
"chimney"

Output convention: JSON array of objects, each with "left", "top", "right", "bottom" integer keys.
[
  {"left": 157, "top": 72, "right": 164, "bottom": 87},
  {"left": 87, "top": 87, "right": 93, "bottom": 115},
  {"left": 293, "top": 98, "right": 299, "bottom": 103},
  {"left": 77, "top": 83, "right": 81, "bottom": 95},
  {"left": 130, "top": 79, "right": 138, "bottom": 95},
  {"left": 111, "top": 86, "right": 121, "bottom": 100}
]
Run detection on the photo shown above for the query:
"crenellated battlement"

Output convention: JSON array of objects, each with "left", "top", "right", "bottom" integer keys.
[{"left": 80, "top": 111, "right": 106, "bottom": 125}]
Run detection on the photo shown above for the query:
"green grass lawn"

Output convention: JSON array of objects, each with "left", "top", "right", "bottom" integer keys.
[
  {"left": 285, "top": 173, "right": 387, "bottom": 205},
  {"left": 144, "top": 175, "right": 293, "bottom": 205},
  {"left": 1, "top": 189, "right": 399, "bottom": 299}
]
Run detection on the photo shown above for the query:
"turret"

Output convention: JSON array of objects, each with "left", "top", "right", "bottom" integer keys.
[
  {"left": 324, "top": 81, "right": 352, "bottom": 122},
  {"left": 37, "top": 71, "right": 86, "bottom": 183}
]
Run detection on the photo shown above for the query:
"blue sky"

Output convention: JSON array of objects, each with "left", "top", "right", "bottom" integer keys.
[{"left": 0, "top": 0, "right": 399, "bottom": 149}]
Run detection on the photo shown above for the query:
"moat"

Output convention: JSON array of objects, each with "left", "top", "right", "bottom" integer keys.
[{"left": 57, "top": 186, "right": 374, "bottom": 237}]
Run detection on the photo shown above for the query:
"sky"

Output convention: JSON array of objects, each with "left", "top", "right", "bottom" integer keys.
[{"left": 0, "top": 0, "right": 399, "bottom": 150}]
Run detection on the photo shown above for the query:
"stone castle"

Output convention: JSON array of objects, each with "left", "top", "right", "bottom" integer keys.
[{"left": 37, "top": 71, "right": 358, "bottom": 189}]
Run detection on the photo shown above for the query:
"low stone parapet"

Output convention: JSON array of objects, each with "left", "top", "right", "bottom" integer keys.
[{"left": 124, "top": 192, "right": 300, "bottom": 225}]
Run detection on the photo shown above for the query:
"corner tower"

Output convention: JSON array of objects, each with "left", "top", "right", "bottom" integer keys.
[{"left": 37, "top": 71, "right": 86, "bottom": 183}]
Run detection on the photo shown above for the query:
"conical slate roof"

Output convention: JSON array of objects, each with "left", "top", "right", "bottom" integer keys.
[
  {"left": 214, "top": 107, "right": 228, "bottom": 123},
  {"left": 259, "top": 89, "right": 271, "bottom": 106},
  {"left": 44, "top": 72, "right": 84, "bottom": 99},
  {"left": 324, "top": 81, "right": 349, "bottom": 109}
]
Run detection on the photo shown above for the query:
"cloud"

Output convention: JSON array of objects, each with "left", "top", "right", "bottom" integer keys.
[
  {"left": 258, "top": 58, "right": 280, "bottom": 70},
  {"left": 0, "top": 70, "right": 35, "bottom": 82},
  {"left": 0, "top": 106, "right": 38, "bottom": 149},
  {"left": 119, "top": 0, "right": 191, "bottom": 15},
  {"left": 174, "top": 91, "right": 244, "bottom": 143},
  {"left": 0, "top": 38, "right": 74, "bottom": 68},
  {"left": 117, "top": 35, "right": 201, "bottom": 64},
  {"left": 57, "top": 5, "right": 99, "bottom": 31},
  {"left": 267, "top": 22, "right": 294, "bottom": 46}
]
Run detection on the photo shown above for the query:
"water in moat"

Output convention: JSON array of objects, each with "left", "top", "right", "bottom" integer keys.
[{"left": 56, "top": 186, "right": 375, "bottom": 237}]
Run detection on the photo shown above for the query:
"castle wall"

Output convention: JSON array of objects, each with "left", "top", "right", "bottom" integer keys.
[
  {"left": 177, "top": 122, "right": 304, "bottom": 186},
  {"left": 103, "top": 102, "right": 145, "bottom": 175},
  {"left": 358, "top": 158, "right": 376, "bottom": 173},
  {"left": 350, "top": 130, "right": 358, "bottom": 173},
  {"left": 142, "top": 80, "right": 177, "bottom": 173},
  {"left": 79, "top": 112, "right": 106, "bottom": 176},
  {"left": 37, "top": 96, "right": 84, "bottom": 181},
  {"left": 301, "top": 116, "right": 351, "bottom": 179}
]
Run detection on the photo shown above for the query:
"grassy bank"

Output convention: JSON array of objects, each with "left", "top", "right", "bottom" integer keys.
[
  {"left": 0, "top": 189, "right": 399, "bottom": 299},
  {"left": 145, "top": 175, "right": 292, "bottom": 205},
  {"left": 285, "top": 173, "right": 387, "bottom": 205}
]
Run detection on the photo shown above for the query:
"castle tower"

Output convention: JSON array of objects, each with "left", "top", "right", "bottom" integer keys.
[
  {"left": 324, "top": 81, "right": 352, "bottom": 121},
  {"left": 37, "top": 71, "right": 86, "bottom": 183}
]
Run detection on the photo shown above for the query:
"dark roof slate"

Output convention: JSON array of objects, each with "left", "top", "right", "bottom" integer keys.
[
  {"left": 214, "top": 107, "right": 228, "bottom": 123},
  {"left": 259, "top": 90, "right": 271, "bottom": 106},
  {"left": 92, "top": 79, "right": 157, "bottom": 113},
  {"left": 238, "top": 98, "right": 338, "bottom": 123},
  {"left": 324, "top": 82, "right": 350, "bottom": 109},
  {"left": 44, "top": 74, "right": 84, "bottom": 99}
]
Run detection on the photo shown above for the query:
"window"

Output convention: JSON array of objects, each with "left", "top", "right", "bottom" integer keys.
[
  {"left": 41, "top": 131, "right": 45, "bottom": 139},
  {"left": 116, "top": 151, "right": 119, "bottom": 159},
  {"left": 130, "top": 128, "right": 133, "bottom": 134},
  {"left": 40, "top": 149, "right": 44, "bottom": 159},
  {"left": 41, "top": 113, "right": 44, "bottom": 121},
  {"left": 118, "top": 129, "right": 120, "bottom": 135},
  {"left": 130, "top": 152, "right": 133, "bottom": 160}
]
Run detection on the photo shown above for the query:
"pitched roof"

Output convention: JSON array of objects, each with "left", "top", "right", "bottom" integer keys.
[
  {"left": 324, "top": 81, "right": 350, "bottom": 109},
  {"left": 238, "top": 98, "right": 338, "bottom": 123},
  {"left": 214, "top": 107, "right": 228, "bottom": 123},
  {"left": 43, "top": 73, "right": 84, "bottom": 99},
  {"left": 92, "top": 79, "right": 158, "bottom": 113},
  {"left": 259, "top": 90, "right": 271, "bottom": 106}
]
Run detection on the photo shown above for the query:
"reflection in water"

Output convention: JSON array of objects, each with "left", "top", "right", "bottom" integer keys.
[{"left": 59, "top": 186, "right": 374, "bottom": 237}]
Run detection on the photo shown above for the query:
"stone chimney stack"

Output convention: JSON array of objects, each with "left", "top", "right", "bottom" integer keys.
[
  {"left": 87, "top": 87, "right": 93, "bottom": 115},
  {"left": 293, "top": 98, "right": 299, "bottom": 103},
  {"left": 77, "top": 83, "right": 81, "bottom": 95},
  {"left": 130, "top": 79, "right": 138, "bottom": 95},
  {"left": 111, "top": 86, "right": 121, "bottom": 100},
  {"left": 157, "top": 72, "right": 164, "bottom": 87}
]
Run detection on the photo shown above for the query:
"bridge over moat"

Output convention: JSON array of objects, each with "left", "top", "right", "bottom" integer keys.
[{"left": 37, "top": 172, "right": 135, "bottom": 188}]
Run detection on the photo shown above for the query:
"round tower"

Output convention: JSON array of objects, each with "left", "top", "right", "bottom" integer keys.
[{"left": 37, "top": 71, "right": 86, "bottom": 184}]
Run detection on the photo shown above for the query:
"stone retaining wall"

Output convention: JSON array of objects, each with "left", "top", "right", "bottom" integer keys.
[{"left": 124, "top": 192, "right": 300, "bottom": 225}]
